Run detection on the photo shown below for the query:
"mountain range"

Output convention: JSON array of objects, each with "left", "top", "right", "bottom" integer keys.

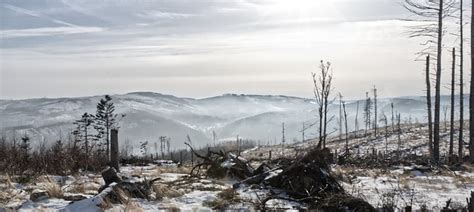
[{"left": 0, "top": 92, "right": 467, "bottom": 150}]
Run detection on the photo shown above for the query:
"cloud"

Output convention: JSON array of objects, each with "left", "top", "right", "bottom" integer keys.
[
  {"left": 1, "top": 26, "right": 104, "bottom": 38},
  {"left": 137, "top": 10, "right": 197, "bottom": 19},
  {"left": 3, "top": 4, "right": 78, "bottom": 27}
]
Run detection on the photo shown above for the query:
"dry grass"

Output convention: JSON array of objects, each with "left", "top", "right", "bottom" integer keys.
[
  {"left": 204, "top": 188, "right": 241, "bottom": 209},
  {"left": 124, "top": 201, "right": 143, "bottom": 212},
  {"left": 70, "top": 183, "right": 86, "bottom": 194},
  {"left": 152, "top": 183, "right": 184, "bottom": 200},
  {"left": 156, "top": 166, "right": 191, "bottom": 175},
  {"left": 42, "top": 182, "right": 64, "bottom": 198}
]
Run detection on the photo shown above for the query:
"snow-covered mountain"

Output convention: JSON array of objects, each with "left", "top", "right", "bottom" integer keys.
[{"left": 0, "top": 92, "right": 467, "bottom": 150}]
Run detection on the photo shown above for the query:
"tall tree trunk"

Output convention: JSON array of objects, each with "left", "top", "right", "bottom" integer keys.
[
  {"left": 426, "top": 55, "right": 433, "bottom": 159},
  {"left": 374, "top": 86, "right": 378, "bottom": 137},
  {"left": 391, "top": 102, "right": 395, "bottom": 132},
  {"left": 459, "top": 0, "right": 464, "bottom": 159},
  {"left": 355, "top": 101, "right": 360, "bottom": 133},
  {"left": 339, "top": 94, "right": 343, "bottom": 141},
  {"left": 323, "top": 98, "right": 328, "bottom": 148},
  {"left": 433, "top": 0, "right": 444, "bottom": 162},
  {"left": 106, "top": 119, "right": 110, "bottom": 161},
  {"left": 469, "top": 0, "right": 474, "bottom": 163},
  {"left": 450, "top": 48, "right": 456, "bottom": 157},
  {"left": 343, "top": 102, "right": 349, "bottom": 155}
]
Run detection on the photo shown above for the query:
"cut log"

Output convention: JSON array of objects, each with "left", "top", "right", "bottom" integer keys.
[{"left": 101, "top": 167, "right": 122, "bottom": 186}]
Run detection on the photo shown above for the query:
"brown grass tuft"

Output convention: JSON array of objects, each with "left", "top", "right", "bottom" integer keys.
[
  {"left": 42, "top": 182, "right": 64, "bottom": 198},
  {"left": 152, "top": 183, "right": 184, "bottom": 200}
]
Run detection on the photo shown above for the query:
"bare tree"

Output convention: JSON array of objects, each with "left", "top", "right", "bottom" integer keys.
[
  {"left": 425, "top": 55, "right": 434, "bottom": 159},
  {"left": 312, "top": 60, "right": 333, "bottom": 149},
  {"left": 339, "top": 93, "right": 343, "bottom": 141},
  {"left": 443, "top": 105, "right": 449, "bottom": 132},
  {"left": 373, "top": 86, "right": 378, "bottom": 137},
  {"left": 449, "top": 48, "right": 456, "bottom": 157},
  {"left": 458, "top": 0, "right": 465, "bottom": 159},
  {"left": 364, "top": 92, "right": 372, "bottom": 136},
  {"left": 380, "top": 112, "right": 389, "bottom": 153},
  {"left": 391, "top": 102, "right": 395, "bottom": 132},
  {"left": 301, "top": 122, "right": 306, "bottom": 142},
  {"left": 281, "top": 122, "right": 285, "bottom": 145},
  {"left": 355, "top": 101, "right": 360, "bottom": 133},
  {"left": 469, "top": 0, "right": 474, "bottom": 163},
  {"left": 342, "top": 101, "right": 349, "bottom": 155},
  {"left": 403, "top": 0, "right": 456, "bottom": 162}
]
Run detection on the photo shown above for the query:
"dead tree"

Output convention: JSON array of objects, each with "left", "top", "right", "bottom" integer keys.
[
  {"left": 281, "top": 122, "right": 285, "bottom": 145},
  {"left": 391, "top": 102, "right": 395, "bottom": 132},
  {"left": 403, "top": 0, "right": 456, "bottom": 163},
  {"left": 342, "top": 101, "right": 349, "bottom": 155},
  {"left": 397, "top": 113, "right": 402, "bottom": 159},
  {"left": 458, "top": 0, "right": 465, "bottom": 159},
  {"left": 312, "top": 60, "right": 333, "bottom": 148},
  {"left": 301, "top": 122, "right": 305, "bottom": 142},
  {"left": 380, "top": 113, "right": 389, "bottom": 153},
  {"left": 110, "top": 129, "right": 119, "bottom": 172},
  {"left": 470, "top": 0, "right": 474, "bottom": 163},
  {"left": 373, "top": 86, "right": 378, "bottom": 137},
  {"left": 364, "top": 92, "right": 372, "bottom": 136},
  {"left": 425, "top": 55, "right": 433, "bottom": 159},
  {"left": 355, "top": 101, "right": 360, "bottom": 133},
  {"left": 339, "top": 93, "right": 343, "bottom": 141},
  {"left": 449, "top": 48, "right": 456, "bottom": 157},
  {"left": 443, "top": 105, "right": 449, "bottom": 132},
  {"left": 159, "top": 136, "right": 167, "bottom": 159}
]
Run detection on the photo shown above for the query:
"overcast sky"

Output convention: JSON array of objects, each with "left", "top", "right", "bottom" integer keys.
[{"left": 0, "top": 0, "right": 471, "bottom": 99}]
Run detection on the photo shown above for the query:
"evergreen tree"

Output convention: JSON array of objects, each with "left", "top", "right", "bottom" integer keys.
[
  {"left": 73, "top": 112, "right": 95, "bottom": 156},
  {"left": 94, "top": 95, "right": 118, "bottom": 160}
]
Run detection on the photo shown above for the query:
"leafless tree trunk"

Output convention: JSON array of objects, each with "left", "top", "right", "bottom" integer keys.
[
  {"left": 397, "top": 113, "right": 402, "bottom": 159},
  {"left": 364, "top": 92, "right": 372, "bottom": 137},
  {"left": 343, "top": 101, "right": 349, "bottom": 155},
  {"left": 281, "top": 122, "right": 285, "bottom": 144},
  {"left": 355, "top": 101, "right": 360, "bottom": 133},
  {"left": 469, "top": 0, "right": 474, "bottom": 163},
  {"left": 444, "top": 105, "right": 449, "bottom": 132},
  {"left": 391, "top": 102, "right": 395, "bottom": 132},
  {"left": 301, "top": 122, "right": 305, "bottom": 142},
  {"left": 458, "top": 0, "right": 464, "bottom": 159},
  {"left": 426, "top": 55, "right": 433, "bottom": 159},
  {"left": 450, "top": 48, "right": 456, "bottom": 157},
  {"left": 432, "top": 0, "right": 444, "bottom": 163},
  {"left": 339, "top": 93, "right": 343, "bottom": 141},
  {"left": 312, "top": 60, "right": 333, "bottom": 149},
  {"left": 373, "top": 86, "right": 378, "bottom": 137},
  {"left": 403, "top": 0, "right": 456, "bottom": 163}
]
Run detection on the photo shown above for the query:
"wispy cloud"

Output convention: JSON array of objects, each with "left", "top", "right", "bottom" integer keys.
[
  {"left": 137, "top": 10, "right": 197, "bottom": 19},
  {"left": 3, "top": 4, "right": 78, "bottom": 27},
  {"left": 1, "top": 26, "right": 104, "bottom": 38}
]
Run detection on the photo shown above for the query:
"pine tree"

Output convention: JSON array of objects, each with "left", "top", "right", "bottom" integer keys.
[
  {"left": 94, "top": 95, "right": 118, "bottom": 160},
  {"left": 73, "top": 112, "right": 95, "bottom": 157}
]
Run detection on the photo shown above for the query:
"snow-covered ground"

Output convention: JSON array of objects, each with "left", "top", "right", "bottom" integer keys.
[{"left": 1, "top": 124, "right": 473, "bottom": 211}]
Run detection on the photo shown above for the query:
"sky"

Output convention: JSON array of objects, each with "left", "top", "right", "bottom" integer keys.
[{"left": 0, "top": 0, "right": 471, "bottom": 100}]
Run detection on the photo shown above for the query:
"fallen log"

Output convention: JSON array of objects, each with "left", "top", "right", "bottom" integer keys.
[{"left": 98, "top": 167, "right": 159, "bottom": 204}]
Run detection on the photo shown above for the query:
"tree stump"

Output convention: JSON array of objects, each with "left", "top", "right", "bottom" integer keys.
[{"left": 101, "top": 167, "right": 122, "bottom": 186}]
